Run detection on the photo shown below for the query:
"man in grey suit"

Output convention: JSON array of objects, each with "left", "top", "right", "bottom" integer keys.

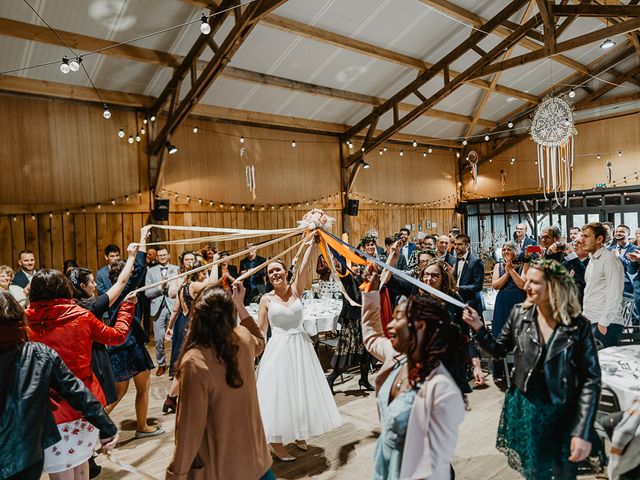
[{"left": 144, "top": 247, "right": 179, "bottom": 376}]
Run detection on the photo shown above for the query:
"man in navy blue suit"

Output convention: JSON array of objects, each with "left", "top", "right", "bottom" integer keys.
[
  {"left": 448, "top": 233, "right": 486, "bottom": 385},
  {"left": 608, "top": 224, "right": 638, "bottom": 296},
  {"left": 398, "top": 227, "right": 416, "bottom": 265},
  {"left": 96, "top": 244, "right": 121, "bottom": 296}
]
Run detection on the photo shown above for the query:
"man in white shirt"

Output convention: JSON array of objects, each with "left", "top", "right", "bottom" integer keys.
[{"left": 581, "top": 222, "right": 625, "bottom": 348}]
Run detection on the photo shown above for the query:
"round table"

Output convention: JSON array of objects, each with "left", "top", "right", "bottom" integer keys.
[
  {"left": 245, "top": 296, "right": 342, "bottom": 336},
  {"left": 598, "top": 345, "right": 640, "bottom": 410}
]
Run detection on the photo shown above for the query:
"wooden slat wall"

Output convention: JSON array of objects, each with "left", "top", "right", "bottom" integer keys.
[
  {"left": 0, "top": 206, "right": 458, "bottom": 271},
  {"left": 461, "top": 112, "right": 640, "bottom": 198}
]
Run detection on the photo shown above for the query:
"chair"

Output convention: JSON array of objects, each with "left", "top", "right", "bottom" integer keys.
[
  {"left": 592, "top": 387, "right": 623, "bottom": 471},
  {"left": 620, "top": 293, "right": 639, "bottom": 344}
]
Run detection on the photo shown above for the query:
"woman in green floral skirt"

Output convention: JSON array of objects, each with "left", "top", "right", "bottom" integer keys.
[{"left": 462, "top": 259, "right": 601, "bottom": 479}]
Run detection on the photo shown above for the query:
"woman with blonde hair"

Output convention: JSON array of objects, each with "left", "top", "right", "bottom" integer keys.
[
  {"left": 463, "top": 259, "right": 601, "bottom": 479},
  {"left": 0, "top": 265, "right": 28, "bottom": 307}
]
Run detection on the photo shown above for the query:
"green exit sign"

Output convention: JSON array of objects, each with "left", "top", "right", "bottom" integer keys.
[{"left": 595, "top": 183, "right": 606, "bottom": 188}]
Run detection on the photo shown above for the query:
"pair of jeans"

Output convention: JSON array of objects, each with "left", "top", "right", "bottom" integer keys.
[{"left": 592, "top": 323, "right": 624, "bottom": 349}]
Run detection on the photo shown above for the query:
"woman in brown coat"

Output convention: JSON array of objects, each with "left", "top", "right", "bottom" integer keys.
[{"left": 166, "top": 282, "right": 273, "bottom": 480}]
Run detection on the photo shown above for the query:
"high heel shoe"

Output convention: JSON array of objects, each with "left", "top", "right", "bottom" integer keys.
[
  {"left": 359, "top": 379, "right": 375, "bottom": 391},
  {"left": 270, "top": 445, "right": 295, "bottom": 462},
  {"left": 326, "top": 375, "right": 336, "bottom": 395},
  {"left": 162, "top": 395, "right": 177, "bottom": 414}
]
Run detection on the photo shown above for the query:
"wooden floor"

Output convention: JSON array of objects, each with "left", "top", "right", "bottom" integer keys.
[{"left": 46, "top": 345, "right": 599, "bottom": 480}]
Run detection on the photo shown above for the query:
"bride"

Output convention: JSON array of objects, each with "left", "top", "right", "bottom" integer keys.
[{"left": 256, "top": 235, "right": 342, "bottom": 461}]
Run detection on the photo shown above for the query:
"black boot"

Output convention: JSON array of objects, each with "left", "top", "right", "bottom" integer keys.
[
  {"left": 358, "top": 362, "right": 374, "bottom": 391},
  {"left": 89, "top": 454, "right": 102, "bottom": 478},
  {"left": 326, "top": 368, "right": 343, "bottom": 395}
]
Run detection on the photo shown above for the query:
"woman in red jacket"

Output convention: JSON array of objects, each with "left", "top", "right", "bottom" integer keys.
[{"left": 26, "top": 269, "right": 135, "bottom": 480}]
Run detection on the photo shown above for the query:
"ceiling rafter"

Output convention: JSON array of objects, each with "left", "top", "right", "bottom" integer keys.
[
  {"left": 472, "top": 15, "right": 640, "bottom": 79},
  {"left": 181, "top": 0, "right": 539, "bottom": 104},
  {"left": 0, "top": 17, "right": 497, "bottom": 128},
  {"left": 464, "top": 2, "right": 536, "bottom": 139},
  {"left": 574, "top": 63, "right": 640, "bottom": 107},
  {"left": 148, "top": 0, "right": 289, "bottom": 190},
  {"left": 551, "top": 3, "right": 640, "bottom": 17},
  {"left": 418, "top": 0, "right": 587, "bottom": 73},
  {"left": 342, "top": 0, "right": 537, "bottom": 169}
]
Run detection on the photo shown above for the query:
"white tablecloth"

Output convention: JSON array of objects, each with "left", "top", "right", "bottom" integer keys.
[
  {"left": 599, "top": 345, "right": 640, "bottom": 410},
  {"left": 246, "top": 296, "right": 342, "bottom": 335}
]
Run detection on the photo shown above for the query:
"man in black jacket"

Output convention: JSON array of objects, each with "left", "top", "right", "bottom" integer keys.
[
  {"left": 448, "top": 234, "right": 485, "bottom": 315},
  {"left": 239, "top": 243, "right": 267, "bottom": 305}
]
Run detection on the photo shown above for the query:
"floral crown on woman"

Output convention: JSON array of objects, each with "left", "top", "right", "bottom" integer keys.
[{"left": 530, "top": 258, "right": 576, "bottom": 287}]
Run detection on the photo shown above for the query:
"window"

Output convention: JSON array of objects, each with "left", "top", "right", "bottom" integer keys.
[{"left": 586, "top": 196, "right": 602, "bottom": 207}]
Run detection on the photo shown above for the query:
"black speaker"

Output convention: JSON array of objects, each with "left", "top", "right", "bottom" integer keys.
[
  {"left": 153, "top": 198, "right": 170, "bottom": 221},
  {"left": 345, "top": 199, "right": 359, "bottom": 216},
  {"left": 455, "top": 202, "right": 468, "bottom": 215}
]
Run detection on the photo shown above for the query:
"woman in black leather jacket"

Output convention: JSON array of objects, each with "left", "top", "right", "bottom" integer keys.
[
  {"left": 463, "top": 259, "right": 601, "bottom": 480},
  {"left": 0, "top": 291, "right": 118, "bottom": 480}
]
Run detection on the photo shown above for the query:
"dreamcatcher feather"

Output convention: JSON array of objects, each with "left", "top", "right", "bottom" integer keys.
[{"left": 530, "top": 95, "right": 576, "bottom": 206}]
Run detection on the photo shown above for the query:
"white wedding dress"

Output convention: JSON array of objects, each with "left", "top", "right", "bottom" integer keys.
[{"left": 256, "top": 296, "right": 342, "bottom": 443}]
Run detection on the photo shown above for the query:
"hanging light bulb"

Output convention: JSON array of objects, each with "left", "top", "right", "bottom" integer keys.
[
  {"left": 192, "top": 126, "right": 198, "bottom": 133},
  {"left": 167, "top": 143, "right": 178, "bottom": 155},
  {"left": 507, "top": 120, "right": 514, "bottom": 129},
  {"left": 150, "top": 115, "right": 156, "bottom": 122},
  {"left": 291, "top": 140, "right": 296, "bottom": 147},
  {"left": 489, "top": 158, "right": 493, "bottom": 163},
  {"left": 143, "top": 117, "right": 148, "bottom": 125},
  {"left": 597, "top": 153, "right": 601, "bottom": 160},
  {"left": 568, "top": 89, "right": 576, "bottom": 98},
  {"left": 511, "top": 156, "right": 516, "bottom": 163},
  {"left": 118, "top": 128, "right": 125, "bottom": 138},
  {"left": 462, "top": 139, "right": 468, "bottom": 146},
  {"left": 412, "top": 139, "right": 417, "bottom": 148},
  {"left": 400, "top": 150, "right": 404, "bottom": 157},
  {"left": 60, "top": 57, "right": 71, "bottom": 74},
  {"left": 618, "top": 150, "right": 622, "bottom": 157},
  {"left": 200, "top": 14, "right": 211, "bottom": 35},
  {"left": 102, "top": 105, "right": 111, "bottom": 119},
  {"left": 383, "top": 146, "right": 387, "bottom": 152},
  {"left": 423, "top": 151, "right": 427, "bottom": 157},
  {"left": 135, "top": 134, "right": 141, "bottom": 142},
  {"left": 128, "top": 135, "right": 134, "bottom": 144},
  {"left": 484, "top": 134, "right": 490, "bottom": 141},
  {"left": 362, "top": 161, "right": 370, "bottom": 169},
  {"left": 69, "top": 57, "right": 81, "bottom": 72},
  {"left": 140, "top": 127, "right": 145, "bottom": 135},
  {"left": 428, "top": 146, "right": 433, "bottom": 154},
  {"left": 600, "top": 38, "right": 616, "bottom": 50},
  {"left": 379, "top": 149, "right": 383, "bottom": 155},
  {"left": 240, "top": 136, "right": 245, "bottom": 143},
  {"left": 456, "top": 152, "right": 461, "bottom": 158},
  {"left": 111, "top": 199, "right": 116, "bottom": 205}
]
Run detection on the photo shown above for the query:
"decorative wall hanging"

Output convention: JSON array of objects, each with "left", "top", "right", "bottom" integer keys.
[
  {"left": 530, "top": 95, "right": 575, "bottom": 206},
  {"left": 467, "top": 150, "right": 479, "bottom": 191},
  {"left": 606, "top": 160, "right": 613, "bottom": 184},
  {"left": 241, "top": 147, "right": 257, "bottom": 200},
  {"left": 500, "top": 169, "right": 507, "bottom": 192}
]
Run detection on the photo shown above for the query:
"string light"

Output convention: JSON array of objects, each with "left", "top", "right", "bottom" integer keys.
[
  {"left": 423, "top": 151, "right": 427, "bottom": 157},
  {"left": 143, "top": 117, "right": 148, "bottom": 125},
  {"left": 291, "top": 140, "right": 296, "bottom": 147},
  {"left": 135, "top": 134, "right": 141, "bottom": 142},
  {"left": 428, "top": 146, "right": 433, "bottom": 154},
  {"left": 102, "top": 105, "right": 111, "bottom": 119},
  {"left": 412, "top": 139, "right": 417, "bottom": 148},
  {"left": 484, "top": 134, "right": 490, "bottom": 141},
  {"left": 618, "top": 150, "right": 622, "bottom": 157},
  {"left": 568, "top": 89, "right": 576, "bottom": 98},
  {"left": 240, "top": 136, "right": 245, "bottom": 143},
  {"left": 379, "top": 149, "right": 383, "bottom": 155},
  {"left": 140, "top": 127, "right": 145, "bottom": 135},
  {"left": 118, "top": 128, "right": 125, "bottom": 138},
  {"left": 361, "top": 146, "right": 365, "bottom": 152},
  {"left": 462, "top": 139, "right": 468, "bottom": 146},
  {"left": 111, "top": 199, "right": 116, "bottom": 205},
  {"left": 128, "top": 135, "right": 134, "bottom": 144},
  {"left": 507, "top": 121, "right": 514, "bottom": 128},
  {"left": 199, "top": 13, "right": 211, "bottom": 35},
  {"left": 400, "top": 150, "right": 404, "bottom": 157},
  {"left": 150, "top": 115, "right": 156, "bottom": 122},
  {"left": 60, "top": 57, "right": 70, "bottom": 74},
  {"left": 192, "top": 126, "right": 198, "bottom": 133}
]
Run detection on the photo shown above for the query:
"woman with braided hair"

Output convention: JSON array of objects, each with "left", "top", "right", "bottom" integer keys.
[
  {"left": 462, "top": 259, "right": 601, "bottom": 479},
  {"left": 361, "top": 270, "right": 468, "bottom": 480}
]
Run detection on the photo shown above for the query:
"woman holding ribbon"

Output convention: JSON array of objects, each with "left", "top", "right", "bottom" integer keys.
[{"left": 256, "top": 235, "right": 342, "bottom": 462}]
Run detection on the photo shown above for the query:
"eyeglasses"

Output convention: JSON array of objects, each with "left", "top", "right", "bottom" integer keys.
[{"left": 423, "top": 272, "right": 441, "bottom": 279}]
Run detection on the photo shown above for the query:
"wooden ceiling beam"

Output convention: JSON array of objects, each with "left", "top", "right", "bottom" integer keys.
[
  {"left": 473, "top": 16, "right": 640, "bottom": 78},
  {"left": 574, "top": 91, "right": 640, "bottom": 110},
  {"left": 343, "top": 1, "right": 537, "bottom": 167},
  {"left": 148, "top": 0, "right": 289, "bottom": 190},
  {"left": 419, "top": 0, "right": 588, "bottom": 73},
  {"left": 0, "top": 73, "right": 461, "bottom": 149},
  {"left": 0, "top": 17, "right": 496, "bottom": 128},
  {"left": 181, "top": 0, "right": 538, "bottom": 103},
  {"left": 574, "top": 63, "right": 640, "bottom": 107},
  {"left": 552, "top": 4, "right": 640, "bottom": 17}
]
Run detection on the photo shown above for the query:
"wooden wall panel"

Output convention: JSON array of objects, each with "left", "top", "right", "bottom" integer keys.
[
  {"left": 0, "top": 93, "right": 141, "bottom": 205},
  {"left": 462, "top": 112, "right": 640, "bottom": 198}
]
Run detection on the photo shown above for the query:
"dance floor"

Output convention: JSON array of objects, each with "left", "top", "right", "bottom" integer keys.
[{"left": 41, "top": 344, "right": 598, "bottom": 480}]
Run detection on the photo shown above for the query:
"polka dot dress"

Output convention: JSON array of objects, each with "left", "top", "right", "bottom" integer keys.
[{"left": 43, "top": 418, "right": 100, "bottom": 473}]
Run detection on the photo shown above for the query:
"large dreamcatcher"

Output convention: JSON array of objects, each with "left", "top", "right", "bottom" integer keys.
[
  {"left": 241, "top": 147, "right": 257, "bottom": 200},
  {"left": 530, "top": 95, "right": 575, "bottom": 206}
]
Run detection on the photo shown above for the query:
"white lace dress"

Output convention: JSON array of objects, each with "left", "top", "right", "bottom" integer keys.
[{"left": 256, "top": 296, "right": 342, "bottom": 443}]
